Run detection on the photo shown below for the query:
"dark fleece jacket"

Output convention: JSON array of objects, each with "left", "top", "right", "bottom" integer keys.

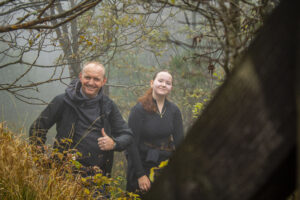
[{"left": 29, "top": 79, "right": 133, "bottom": 175}]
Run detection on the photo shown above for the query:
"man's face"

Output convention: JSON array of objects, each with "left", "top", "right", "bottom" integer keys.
[{"left": 79, "top": 63, "right": 107, "bottom": 98}]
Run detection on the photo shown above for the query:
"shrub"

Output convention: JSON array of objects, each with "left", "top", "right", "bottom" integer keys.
[{"left": 0, "top": 122, "right": 140, "bottom": 200}]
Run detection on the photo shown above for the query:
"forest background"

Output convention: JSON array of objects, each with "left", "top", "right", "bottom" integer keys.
[{"left": 0, "top": 0, "right": 278, "bottom": 193}]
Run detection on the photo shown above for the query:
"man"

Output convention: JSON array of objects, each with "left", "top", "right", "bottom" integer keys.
[{"left": 29, "top": 61, "right": 133, "bottom": 176}]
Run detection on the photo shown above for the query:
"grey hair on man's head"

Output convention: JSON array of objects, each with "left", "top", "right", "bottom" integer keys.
[{"left": 82, "top": 61, "right": 106, "bottom": 77}]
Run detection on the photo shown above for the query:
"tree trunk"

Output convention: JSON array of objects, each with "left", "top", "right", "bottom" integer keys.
[
  {"left": 143, "top": 0, "right": 298, "bottom": 199},
  {"left": 54, "top": 0, "right": 81, "bottom": 79}
]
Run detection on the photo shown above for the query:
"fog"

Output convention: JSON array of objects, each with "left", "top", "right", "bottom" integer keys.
[
  {"left": 0, "top": 3, "right": 225, "bottom": 144},
  {"left": 0, "top": 46, "right": 69, "bottom": 144}
]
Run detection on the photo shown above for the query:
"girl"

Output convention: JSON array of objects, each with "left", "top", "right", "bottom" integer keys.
[{"left": 126, "top": 70, "right": 184, "bottom": 193}]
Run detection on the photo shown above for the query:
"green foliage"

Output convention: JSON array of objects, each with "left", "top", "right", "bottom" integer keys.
[
  {"left": 66, "top": 0, "right": 171, "bottom": 65},
  {"left": 192, "top": 96, "right": 211, "bottom": 118},
  {"left": 167, "top": 54, "right": 224, "bottom": 128},
  {"left": 192, "top": 102, "right": 204, "bottom": 118}
]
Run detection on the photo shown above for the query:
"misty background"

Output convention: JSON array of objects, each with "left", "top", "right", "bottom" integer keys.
[{"left": 0, "top": 0, "right": 276, "bottom": 164}]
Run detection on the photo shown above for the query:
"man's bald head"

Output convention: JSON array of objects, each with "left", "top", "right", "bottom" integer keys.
[
  {"left": 82, "top": 61, "right": 106, "bottom": 78},
  {"left": 79, "top": 61, "right": 107, "bottom": 98}
]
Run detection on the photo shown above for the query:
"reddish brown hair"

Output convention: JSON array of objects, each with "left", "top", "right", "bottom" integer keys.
[
  {"left": 138, "top": 70, "right": 172, "bottom": 113},
  {"left": 138, "top": 88, "right": 157, "bottom": 113}
]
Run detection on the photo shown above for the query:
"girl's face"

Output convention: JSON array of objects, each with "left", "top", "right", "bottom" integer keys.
[{"left": 151, "top": 71, "right": 173, "bottom": 97}]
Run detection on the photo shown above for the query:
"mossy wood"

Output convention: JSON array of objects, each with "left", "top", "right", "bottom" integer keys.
[{"left": 143, "top": 0, "right": 299, "bottom": 199}]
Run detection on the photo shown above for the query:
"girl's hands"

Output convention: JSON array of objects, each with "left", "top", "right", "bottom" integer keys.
[{"left": 138, "top": 175, "right": 151, "bottom": 192}]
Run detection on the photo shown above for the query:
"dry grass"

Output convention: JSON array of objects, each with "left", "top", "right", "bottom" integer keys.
[{"left": 0, "top": 122, "right": 140, "bottom": 200}]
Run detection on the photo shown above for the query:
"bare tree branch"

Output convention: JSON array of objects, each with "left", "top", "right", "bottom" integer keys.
[{"left": 0, "top": 0, "right": 103, "bottom": 33}]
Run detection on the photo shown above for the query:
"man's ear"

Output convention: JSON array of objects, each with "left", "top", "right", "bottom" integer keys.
[
  {"left": 103, "top": 77, "right": 107, "bottom": 85},
  {"left": 79, "top": 72, "right": 82, "bottom": 80}
]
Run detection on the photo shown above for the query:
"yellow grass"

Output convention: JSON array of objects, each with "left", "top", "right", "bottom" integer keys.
[{"left": 0, "top": 122, "right": 140, "bottom": 200}]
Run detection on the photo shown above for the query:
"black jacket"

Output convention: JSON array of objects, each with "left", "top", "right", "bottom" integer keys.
[
  {"left": 126, "top": 100, "right": 184, "bottom": 192},
  {"left": 29, "top": 82, "right": 133, "bottom": 176}
]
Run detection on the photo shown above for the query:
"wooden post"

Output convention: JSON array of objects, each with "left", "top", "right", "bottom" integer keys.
[
  {"left": 296, "top": 5, "right": 300, "bottom": 200},
  {"left": 143, "top": 0, "right": 299, "bottom": 199}
]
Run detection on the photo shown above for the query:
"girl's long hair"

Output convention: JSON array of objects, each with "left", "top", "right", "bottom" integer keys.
[
  {"left": 138, "top": 70, "right": 172, "bottom": 113},
  {"left": 138, "top": 88, "right": 157, "bottom": 113}
]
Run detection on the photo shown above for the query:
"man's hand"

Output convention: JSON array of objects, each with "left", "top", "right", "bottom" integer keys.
[
  {"left": 98, "top": 128, "right": 116, "bottom": 151},
  {"left": 138, "top": 175, "right": 151, "bottom": 192}
]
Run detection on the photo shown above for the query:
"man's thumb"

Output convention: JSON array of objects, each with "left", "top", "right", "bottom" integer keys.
[{"left": 101, "top": 128, "right": 107, "bottom": 137}]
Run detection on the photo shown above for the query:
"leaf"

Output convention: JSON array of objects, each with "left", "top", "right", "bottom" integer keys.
[
  {"left": 76, "top": 151, "right": 82, "bottom": 157},
  {"left": 159, "top": 160, "right": 169, "bottom": 168},
  {"left": 84, "top": 188, "right": 90, "bottom": 195},
  {"left": 29, "top": 39, "right": 33, "bottom": 47},
  {"left": 86, "top": 40, "right": 93, "bottom": 46},
  {"left": 149, "top": 167, "right": 156, "bottom": 182},
  {"left": 149, "top": 160, "right": 169, "bottom": 182},
  {"left": 71, "top": 160, "right": 82, "bottom": 169},
  {"left": 57, "top": 152, "right": 64, "bottom": 160}
]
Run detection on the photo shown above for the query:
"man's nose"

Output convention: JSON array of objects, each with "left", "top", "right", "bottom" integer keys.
[{"left": 88, "top": 79, "right": 94, "bottom": 85}]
